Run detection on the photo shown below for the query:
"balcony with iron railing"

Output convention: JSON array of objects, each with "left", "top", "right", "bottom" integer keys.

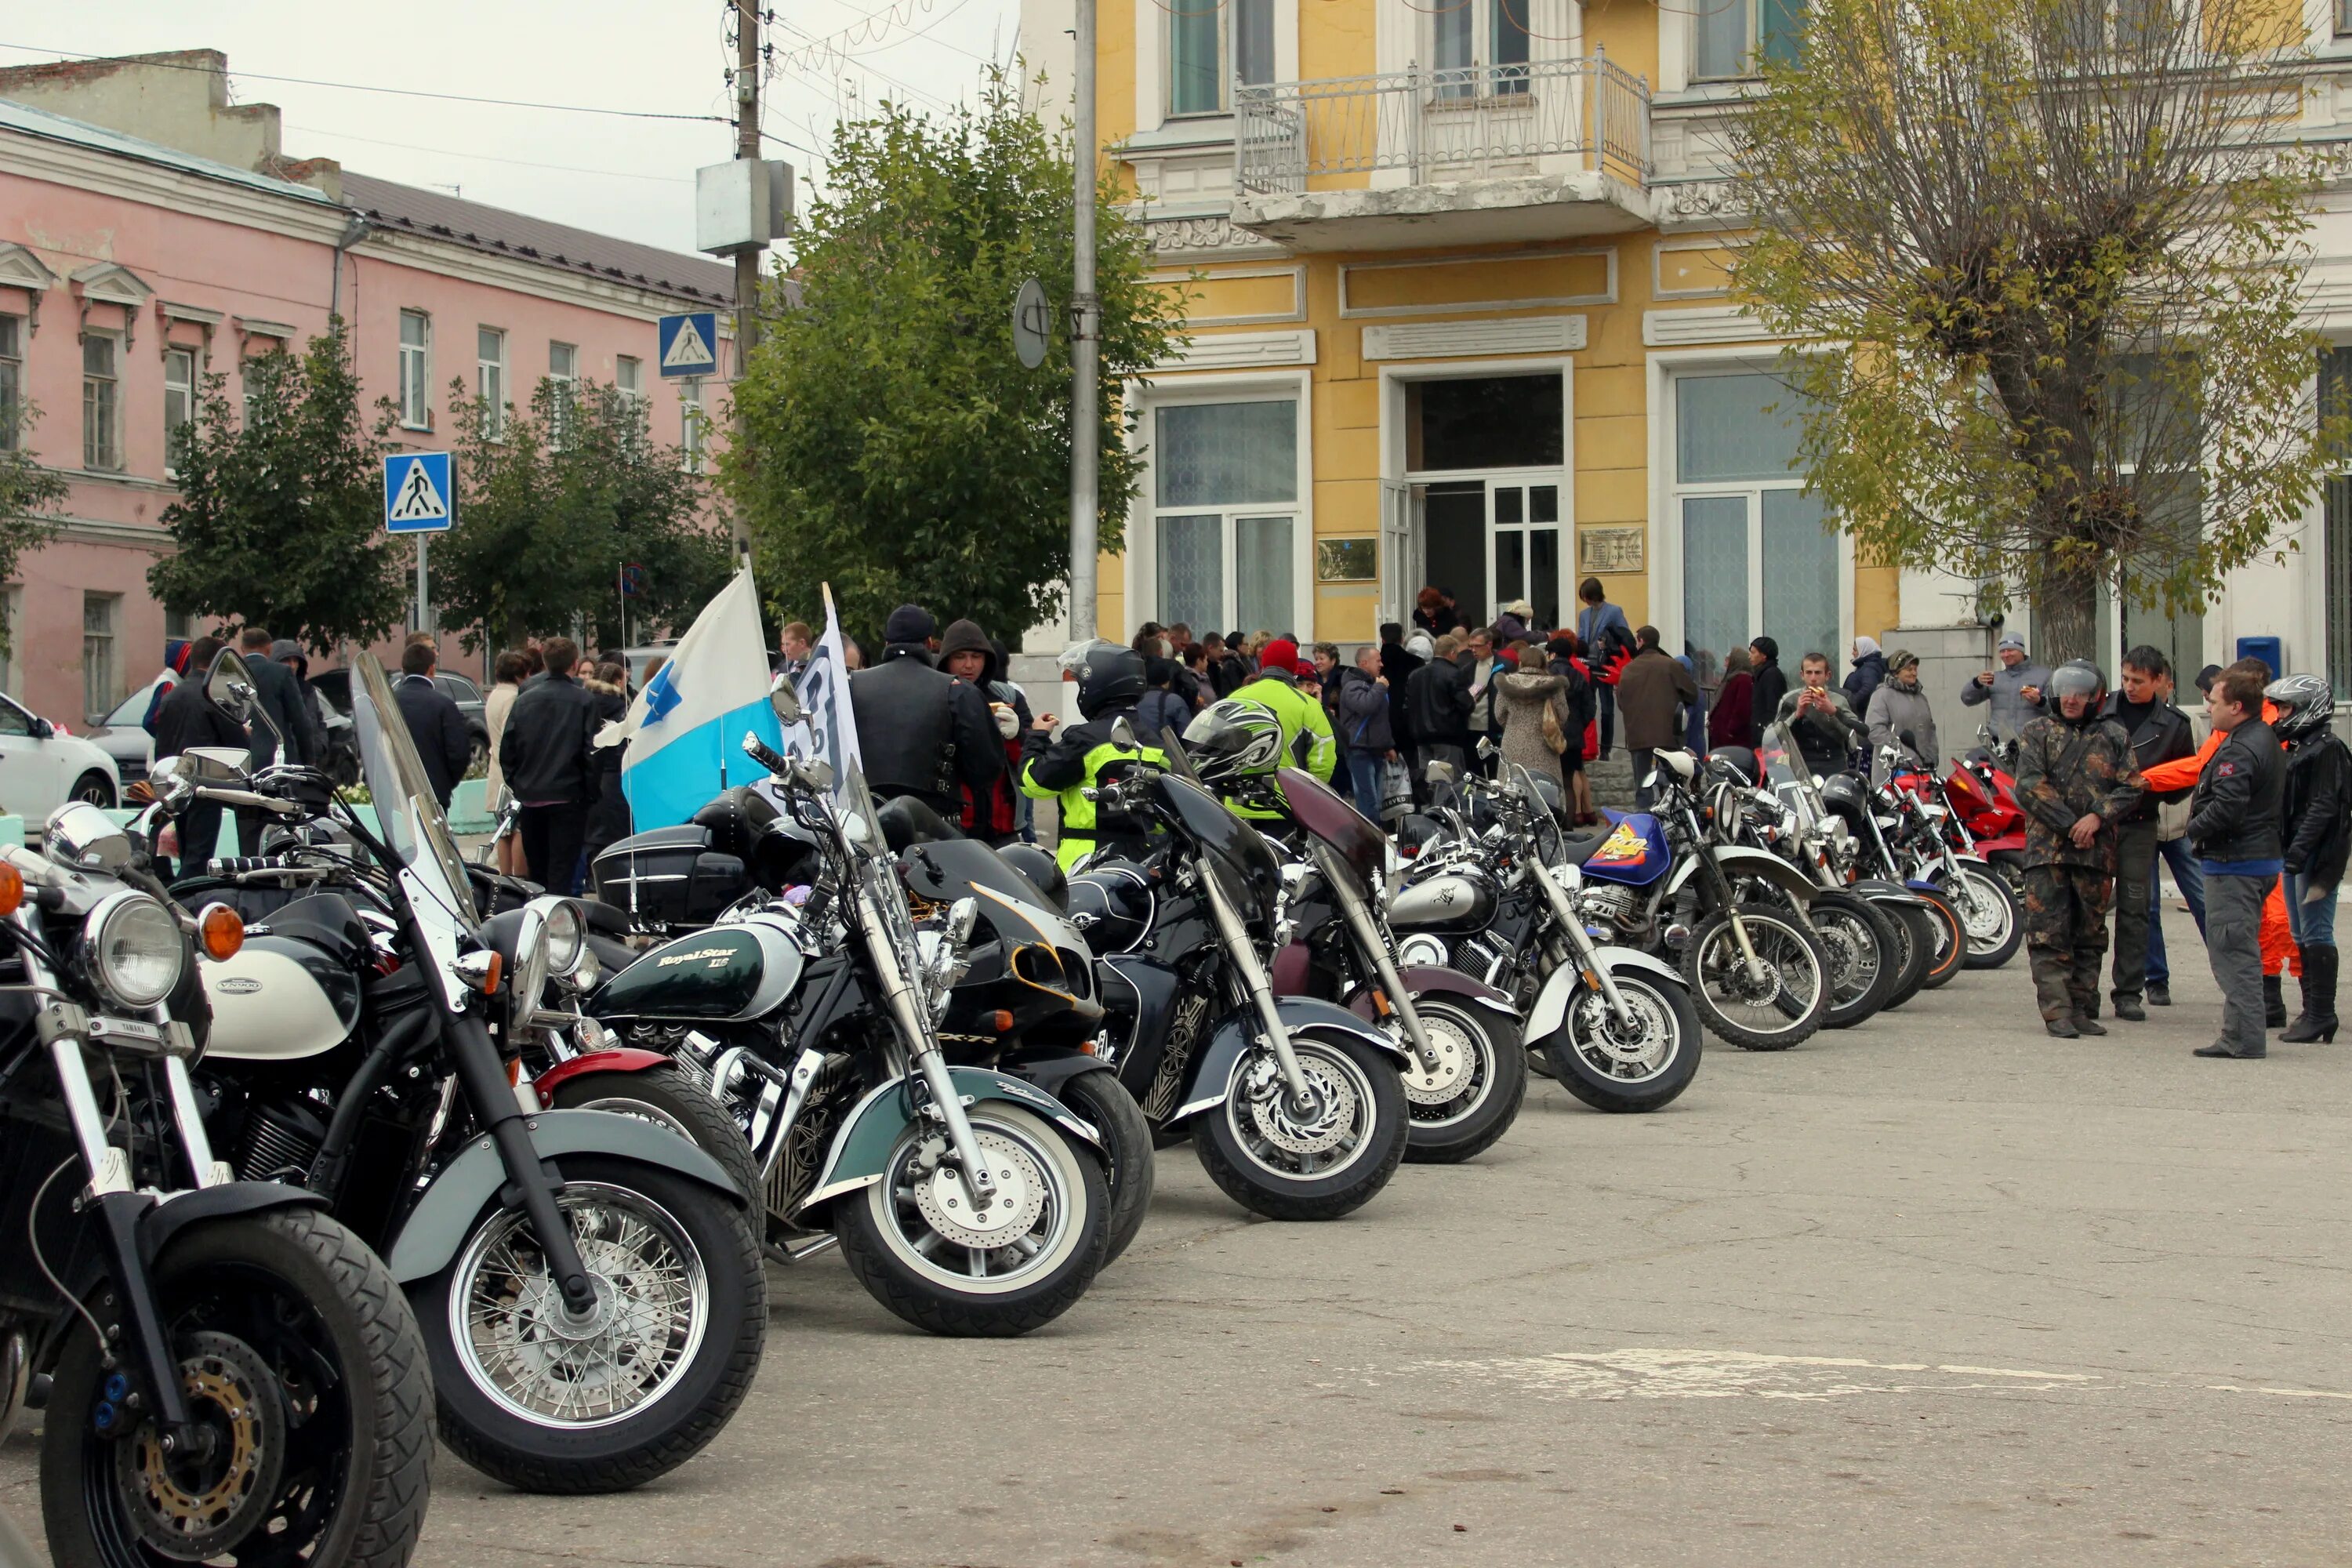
[{"left": 1229, "top": 51, "right": 1654, "bottom": 249}]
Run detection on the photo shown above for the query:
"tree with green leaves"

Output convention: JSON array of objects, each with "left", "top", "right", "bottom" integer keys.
[
  {"left": 149, "top": 318, "right": 410, "bottom": 652},
  {"left": 729, "top": 70, "right": 1188, "bottom": 643},
  {"left": 437, "top": 377, "right": 728, "bottom": 654},
  {"left": 1732, "top": 0, "right": 2352, "bottom": 660},
  {"left": 0, "top": 403, "right": 65, "bottom": 659}
]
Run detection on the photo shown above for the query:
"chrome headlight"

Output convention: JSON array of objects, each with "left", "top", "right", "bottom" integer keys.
[
  {"left": 541, "top": 899, "right": 584, "bottom": 979},
  {"left": 83, "top": 891, "right": 185, "bottom": 1010}
]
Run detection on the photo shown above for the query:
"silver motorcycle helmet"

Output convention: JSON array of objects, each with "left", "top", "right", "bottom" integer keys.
[
  {"left": 2046, "top": 659, "right": 2107, "bottom": 720},
  {"left": 1182, "top": 699, "right": 1284, "bottom": 786},
  {"left": 2265, "top": 672, "right": 2333, "bottom": 740}
]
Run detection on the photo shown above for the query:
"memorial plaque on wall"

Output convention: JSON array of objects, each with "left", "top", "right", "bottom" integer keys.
[{"left": 1577, "top": 527, "right": 1646, "bottom": 575}]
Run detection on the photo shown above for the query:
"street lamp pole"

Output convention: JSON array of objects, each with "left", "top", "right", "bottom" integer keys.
[{"left": 1068, "top": 0, "right": 1099, "bottom": 642}]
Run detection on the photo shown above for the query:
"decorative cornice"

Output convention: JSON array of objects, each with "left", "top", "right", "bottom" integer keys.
[
  {"left": 1145, "top": 215, "right": 1281, "bottom": 258},
  {"left": 1160, "top": 328, "right": 1316, "bottom": 371},
  {"left": 1654, "top": 180, "right": 1745, "bottom": 232}
]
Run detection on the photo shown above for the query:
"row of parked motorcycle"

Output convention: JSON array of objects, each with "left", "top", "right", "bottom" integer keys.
[{"left": 0, "top": 649, "right": 2028, "bottom": 1565}]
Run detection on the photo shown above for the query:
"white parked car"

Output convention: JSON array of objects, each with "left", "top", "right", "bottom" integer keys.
[
  {"left": 86, "top": 673, "right": 170, "bottom": 784},
  {"left": 0, "top": 691, "right": 122, "bottom": 816}
]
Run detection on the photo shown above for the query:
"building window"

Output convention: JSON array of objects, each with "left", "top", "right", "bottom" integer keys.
[
  {"left": 1432, "top": 0, "right": 1532, "bottom": 98},
  {"left": 1673, "top": 370, "right": 1837, "bottom": 675},
  {"left": 398, "top": 310, "right": 431, "bottom": 429},
  {"left": 1152, "top": 399, "right": 1299, "bottom": 633},
  {"left": 476, "top": 327, "right": 506, "bottom": 438},
  {"left": 164, "top": 347, "right": 197, "bottom": 477},
  {"left": 0, "top": 316, "right": 20, "bottom": 452},
  {"left": 549, "top": 341, "right": 579, "bottom": 445},
  {"left": 681, "top": 379, "right": 708, "bottom": 473},
  {"left": 1170, "top": 0, "right": 1273, "bottom": 116},
  {"left": 1693, "top": 0, "right": 1805, "bottom": 79},
  {"left": 82, "top": 591, "right": 119, "bottom": 720},
  {"left": 616, "top": 355, "right": 643, "bottom": 403},
  {"left": 2340, "top": 0, "right": 2352, "bottom": 38},
  {"left": 2325, "top": 349, "right": 2352, "bottom": 697},
  {"left": 82, "top": 334, "right": 122, "bottom": 471}
]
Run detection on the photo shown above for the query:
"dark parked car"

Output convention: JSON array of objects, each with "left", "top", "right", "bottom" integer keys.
[{"left": 310, "top": 668, "right": 491, "bottom": 775}]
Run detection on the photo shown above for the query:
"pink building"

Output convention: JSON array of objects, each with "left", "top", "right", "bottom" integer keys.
[{"left": 0, "top": 56, "right": 735, "bottom": 728}]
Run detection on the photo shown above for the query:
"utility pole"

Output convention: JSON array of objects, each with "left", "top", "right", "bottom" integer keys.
[
  {"left": 731, "top": 0, "right": 764, "bottom": 557},
  {"left": 1067, "top": 0, "right": 1099, "bottom": 641}
]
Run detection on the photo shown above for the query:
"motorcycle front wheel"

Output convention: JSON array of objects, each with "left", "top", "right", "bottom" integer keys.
[
  {"left": 1938, "top": 863, "right": 2024, "bottom": 970},
  {"left": 834, "top": 1102, "right": 1108, "bottom": 1338},
  {"left": 1811, "top": 891, "right": 1899, "bottom": 1029},
  {"left": 1399, "top": 996, "right": 1527, "bottom": 1164},
  {"left": 1194, "top": 1033, "right": 1410, "bottom": 1221},
  {"left": 1872, "top": 900, "right": 1936, "bottom": 1011},
  {"left": 42, "top": 1207, "right": 431, "bottom": 1568},
  {"left": 418, "top": 1156, "right": 766, "bottom": 1494},
  {"left": 1549, "top": 971, "right": 1702, "bottom": 1112},
  {"left": 1682, "top": 903, "right": 1831, "bottom": 1051},
  {"left": 1049, "top": 1070, "right": 1156, "bottom": 1268}
]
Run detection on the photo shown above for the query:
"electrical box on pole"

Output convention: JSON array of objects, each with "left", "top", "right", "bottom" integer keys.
[{"left": 696, "top": 160, "right": 794, "bottom": 256}]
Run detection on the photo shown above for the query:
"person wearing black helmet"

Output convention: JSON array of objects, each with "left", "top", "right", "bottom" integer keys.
[
  {"left": 2268, "top": 673, "right": 2347, "bottom": 1043},
  {"left": 2015, "top": 659, "right": 2145, "bottom": 1039},
  {"left": 1019, "top": 641, "right": 1167, "bottom": 870}
]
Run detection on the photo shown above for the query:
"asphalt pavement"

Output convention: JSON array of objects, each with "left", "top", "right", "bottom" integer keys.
[{"left": 5, "top": 948, "right": 2347, "bottom": 1566}]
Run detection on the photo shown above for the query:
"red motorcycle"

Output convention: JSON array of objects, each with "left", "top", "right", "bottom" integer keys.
[{"left": 1942, "top": 727, "right": 2026, "bottom": 889}]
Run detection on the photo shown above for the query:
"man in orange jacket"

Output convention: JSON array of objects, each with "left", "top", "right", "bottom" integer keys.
[{"left": 2140, "top": 669, "right": 2298, "bottom": 1024}]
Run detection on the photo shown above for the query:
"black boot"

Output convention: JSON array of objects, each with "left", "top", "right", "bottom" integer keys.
[
  {"left": 2281, "top": 944, "right": 2339, "bottom": 1044},
  {"left": 2264, "top": 974, "right": 2287, "bottom": 1029}
]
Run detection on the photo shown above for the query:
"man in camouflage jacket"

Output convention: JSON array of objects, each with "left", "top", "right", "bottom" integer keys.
[{"left": 2015, "top": 661, "right": 2146, "bottom": 1037}]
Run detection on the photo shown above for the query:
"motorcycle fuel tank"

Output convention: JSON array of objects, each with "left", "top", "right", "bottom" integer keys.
[
  {"left": 589, "top": 920, "right": 804, "bottom": 1022},
  {"left": 200, "top": 935, "right": 363, "bottom": 1061},
  {"left": 1573, "top": 812, "right": 1672, "bottom": 888},
  {"left": 1386, "top": 871, "right": 1497, "bottom": 935}
]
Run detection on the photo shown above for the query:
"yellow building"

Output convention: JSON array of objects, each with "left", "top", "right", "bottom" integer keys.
[{"left": 1023, "top": 0, "right": 1899, "bottom": 663}]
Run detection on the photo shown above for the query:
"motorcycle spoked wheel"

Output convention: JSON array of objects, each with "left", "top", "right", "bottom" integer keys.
[
  {"left": 1049, "top": 1071, "right": 1156, "bottom": 1269},
  {"left": 1938, "top": 864, "right": 2024, "bottom": 970},
  {"left": 1547, "top": 971, "right": 1702, "bottom": 1112},
  {"left": 1871, "top": 902, "right": 1936, "bottom": 1011},
  {"left": 1810, "top": 891, "right": 1900, "bottom": 1029},
  {"left": 418, "top": 1157, "right": 766, "bottom": 1494},
  {"left": 42, "top": 1208, "right": 431, "bottom": 1568},
  {"left": 1194, "top": 1033, "right": 1410, "bottom": 1221},
  {"left": 544, "top": 1065, "right": 764, "bottom": 1239},
  {"left": 1910, "top": 885, "right": 1969, "bottom": 989},
  {"left": 1399, "top": 996, "right": 1527, "bottom": 1165},
  {"left": 1680, "top": 902, "right": 1831, "bottom": 1051},
  {"left": 834, "top": 1102, "right": 1108, "bottom": 1338}
]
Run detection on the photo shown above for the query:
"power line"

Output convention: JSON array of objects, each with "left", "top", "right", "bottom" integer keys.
[
  {"left": 0, "top": 42, "right": 730, "bottom": 123},
  {"left": 285, "top": 122, "right": 696, "bottom": 183}
]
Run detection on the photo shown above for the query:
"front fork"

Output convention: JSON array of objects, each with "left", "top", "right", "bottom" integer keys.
[
  {"left": 1316, "top": 844, "right": 1440, "bottom": 1073},
  {"left": 1201, "top": 872, "right": 1315, "bottom": 1108},
  {"left": 1688, "top": 818, "right": 1769, "bottom": 983},
  {"left": 1523, "top": 858, "right": 1639, "bottom": 1032},
  {"left": 858, "top": 887, "right": 998, "bottom": 1206},
  {"left": 445, "top": 1010, "right": 601, "bottom": 1317}
]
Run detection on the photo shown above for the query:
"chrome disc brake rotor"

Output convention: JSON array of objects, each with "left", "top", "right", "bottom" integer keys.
[
  {"left": 1397, "top": 1012, "right": 1475, "bottom": 1106},
  {"left": 1571, "top": 989, "right": 1673, "bottom": 1076},
  {"left": 913, "top": 1128, "right": 1046, "bottom": 1250},
  {"left": 119, "top": 1330, "right": 286, "bottom": 1558},
  {"left": 1248, "top": 1054, "right": 1359, "bottom": 1155}
]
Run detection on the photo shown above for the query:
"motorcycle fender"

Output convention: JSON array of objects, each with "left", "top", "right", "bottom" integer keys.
[
  {"left": 1000, "top": 1047, "right": 1119, "bottom": 1104},
  {"left": 797, "top": 1066, "right": 1106, "bottom": 1215},
  {"left": 1525, "top": 948, "right": 1686, "bottom": 1041},
  {"left": 531, "top": 1047, "right": 672, "bottom": 1105},
  {"left": 1851, "top": 877, "right": 1928, "bottom": 909},
  {"left": 386, "top": 1109, "right": 744, "bottom": 1285},
  {"left": 138, "top": 1181, "right": 330, "bottom": 1266},
  {"left": 1342, "top": 965, "right": 1517, "bottom": 1024},
  {"left": 1664, "top": 846, "right": 1817, "bottom": 906},
  {"left": 1171, "top": 998, "right": 1407, "bottom": 1125}
]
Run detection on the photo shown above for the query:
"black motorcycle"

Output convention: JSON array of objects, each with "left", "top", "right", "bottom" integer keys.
[
  {"left": 158, "top": 649, "right": 766, "bottom": 1494},
  {"left": 0, "top": 802, "right": 431, "bottom": 1566}
]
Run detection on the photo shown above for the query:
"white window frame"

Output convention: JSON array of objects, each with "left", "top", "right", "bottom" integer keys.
[
  {"left": 616, "top": 354, "right": 643, "bottom": 402},
  {"left": 477, "top": 326, "right": 507, "bottom": 439},
  {"left": 163, "top": 345, "right": 197, "bottom": 477},
  {"left": 0, "top": 314, "right": 21, "bottom": 452},
  {"left": 82, "top": 331, "right": 122, "bottom": 472},
  {"left": 1129, "top": 372, "right": 1314, "bottom": 639},
  {"left": 397, "top": 309, "right": 432, "bottom": 430},
  {"left": 1138, "top": 0, "right": 1298, "bottom": 129},
  {"left": 82, "top": 590, "right": 119, "bottom": 722},
  {"left": 549, "top": 340, "right": 579, "bottom": 445},
  {"left": 1689, "top": 0, "right": 1802, "bottom": 81},
  {"left": 1428, "top": 0, "right": 1537, "bottom": 99},
  {"left": 1646, "top": 347, "right": 1852, "bottom": 666},
  {"left": 681, "top": 377, "right": 706, "bottom": 474}
]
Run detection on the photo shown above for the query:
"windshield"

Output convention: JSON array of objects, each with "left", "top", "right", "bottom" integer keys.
[
  {"left": 1759, "top": 721, "right": 1824, "bottom": 829},
  {"left": 350, "top": 653, "right": 479, "bottom": 931}
]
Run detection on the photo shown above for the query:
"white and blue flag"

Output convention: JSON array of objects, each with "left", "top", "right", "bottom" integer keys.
[{"left": 602, "top": 564, "right": 782, "bottom": 830}]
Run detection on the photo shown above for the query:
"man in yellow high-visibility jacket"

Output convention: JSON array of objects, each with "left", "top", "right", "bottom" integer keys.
[
  {"left": 1019, "top": 643, "right": 1168, "bottom": 869},
  {"left": 1210, "top": 637, "right": 1335, "bottom": 819}
]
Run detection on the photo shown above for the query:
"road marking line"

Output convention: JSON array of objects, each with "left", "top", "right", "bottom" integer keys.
[{"left": 2208, "top": 1384, "right": 2352, "bottom": 1400}]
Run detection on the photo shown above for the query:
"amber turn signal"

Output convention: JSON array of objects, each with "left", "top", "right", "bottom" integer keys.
[
  {"left": 198, "top": 902, "right": 244, "bottom": 962},
  {"left": 480, "top": 951, "right": 503, "bottom": 996},
  {"left": 0, "top": 862, "right": 23, "bottom": 917}
]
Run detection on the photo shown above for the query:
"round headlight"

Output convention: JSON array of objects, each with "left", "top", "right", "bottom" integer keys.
[
  {"left": 541, "top": 900, "right": 584, "bottom": 978},
  {"left": 85, "top": 892, "right": 185, "bottom": 1009}
]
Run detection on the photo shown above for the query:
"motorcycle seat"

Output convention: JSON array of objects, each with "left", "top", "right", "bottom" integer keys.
[
  {"left": 1556, "top": 829, "right": 1611, "bottom": 866},
  {"left": 877, "top": 795, "right": 965, "bottom": 853}
]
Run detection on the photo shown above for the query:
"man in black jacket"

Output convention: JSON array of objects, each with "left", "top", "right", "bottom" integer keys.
[
  {"left": 152, "top": 636, "right": 249, "bottom": 868},
  {"left": 239, "top": 626, "right": 318, "bottom": 766},
  {"left": 2188, "top": 661, "right": 2287, "bottom": 1058},
  {"left": 848, "top": 604, "right": 1001, "bottom": 820},
  {"left": 499, "top": 636, "right": 601, "bottom": 893},
  {"left": 2266, "top": 673, "right": 2348, "bottom": 1044},
  {"left": 1745, "top": 637, "right": 1788, "bottom": 749},
  {"left": 1378, "top": 622, "right": 1423, "bottom": 779},
  {"left": 2100, "top": 647, "right": 2198, "bottom": 1021},
  {"left": 394, "top": 641, "right": 472, "bottom": 808},
  {"left": 1405, "top": 632, "right": 1473, "bottom": 788}
]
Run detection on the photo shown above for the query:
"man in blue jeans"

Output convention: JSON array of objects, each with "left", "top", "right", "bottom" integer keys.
[{"left": 2143, "top": 833, "right": 2207, "bottom": 1007}]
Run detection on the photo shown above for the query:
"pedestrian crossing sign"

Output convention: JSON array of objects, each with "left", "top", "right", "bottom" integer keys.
[
  {"left": 383, "top": 452, "right": 454, "bottom": 533},
  {"left": 658, "top": 312, "right": 720, "bottom": 379}
]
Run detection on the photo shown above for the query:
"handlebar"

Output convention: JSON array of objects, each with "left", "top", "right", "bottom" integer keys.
[{"left": 745, "top": 736, "right": 793, "bottom": 776}]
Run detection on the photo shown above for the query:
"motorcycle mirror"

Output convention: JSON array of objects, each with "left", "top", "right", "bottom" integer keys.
[
  {"left": 769, "top": 672, "right": 804, "bottom": 725},
  {"left": 1109, "top": 716, "right": 1139, "bottom": 750},
  {"left": 1476, "top": 737, "right": 1495, "bottom": 760},
  {"left": 205, "top": 645, "right": 256, "bottom": 719},
  {"left": 946, "top": 895, "right": 979, "bottom": 946},
  {"left": 178, "top": 746, "right": 253, "bottom": 786}
]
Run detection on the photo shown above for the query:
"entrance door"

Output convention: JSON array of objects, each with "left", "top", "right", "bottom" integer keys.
[
  {"left": 1490, "top": 481, "right": 1563, "bottom": 633},
  {"left": 1423, "top": 481, "right": 1487, "bottom": 626}
]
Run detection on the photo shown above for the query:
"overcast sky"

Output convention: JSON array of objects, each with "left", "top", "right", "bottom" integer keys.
[{"left": 0, "top": 0, "right": 1023, "bottom": 260}]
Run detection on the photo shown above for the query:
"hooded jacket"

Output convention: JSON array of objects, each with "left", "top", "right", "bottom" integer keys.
[
  {"left": 1863, "top": 673, "right": 1938, "bottom": 771},
  {"left": 1843, "top": 642, "right": 1888, "bottom": 715}
]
